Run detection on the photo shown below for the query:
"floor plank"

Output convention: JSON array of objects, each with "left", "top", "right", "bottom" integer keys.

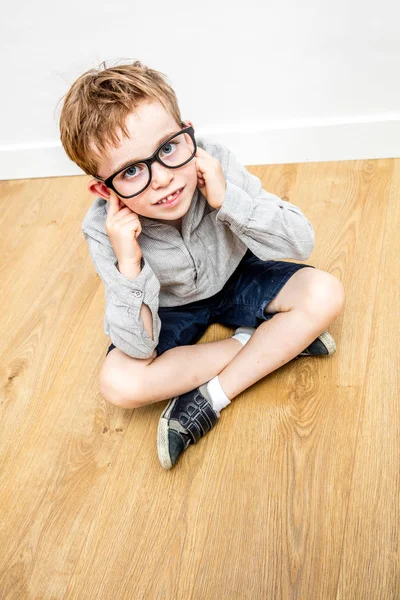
[
  {"left": 0, "top": 161, "right": 398, "bottom": 599},
  {"left": 336, "top": 160, "right": 400, "bottom": 599}
]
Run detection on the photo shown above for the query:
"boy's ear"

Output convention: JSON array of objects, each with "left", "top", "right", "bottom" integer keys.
[{"left": 87, "top": 178, "right": 112, "bottom": 201}]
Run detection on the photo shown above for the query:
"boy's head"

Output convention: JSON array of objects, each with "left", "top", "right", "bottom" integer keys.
[{"left": 59, "top": 61, "right": 198, "bottom": 222}]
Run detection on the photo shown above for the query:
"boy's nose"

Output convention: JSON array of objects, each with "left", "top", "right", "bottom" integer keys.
[{"left": 150, "top": 161, "right": 173, "bottom": 187}]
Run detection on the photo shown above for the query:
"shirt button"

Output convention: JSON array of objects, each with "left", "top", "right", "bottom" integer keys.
[{"left": 132, "top": 290, "right": 142, "bottom": 297}]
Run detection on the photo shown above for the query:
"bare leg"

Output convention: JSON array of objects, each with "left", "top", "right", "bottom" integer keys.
[
  {"left": 108, "top": 269, "right": 344, "bottom": 409},
  {"left": 218, "top": 308, "right": 336, "bottom": 400},
  {"left": 109, "top": 336, "right": 245, "bottom": 408},
  {"left": 146, "top": 337, "right": 246, "bottom": 401}
]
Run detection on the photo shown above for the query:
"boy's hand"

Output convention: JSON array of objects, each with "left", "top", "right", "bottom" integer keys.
[
  {"left": 195, "top": 147, "right": 226, "bottom": 210},
  {"left": 105, "top": 194, "right": 143, "bottom": 266}
]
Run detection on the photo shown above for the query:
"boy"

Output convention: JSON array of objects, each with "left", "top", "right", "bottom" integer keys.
[{"left": 59, "top": 60, "right": 344, "bottom": 470}]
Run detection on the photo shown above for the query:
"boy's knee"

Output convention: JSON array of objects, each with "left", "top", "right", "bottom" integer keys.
[
  {"left": 99, "top": 348, "right": 156, "bottom": 409},
  {"left": 323, "top": 274, "right": 345, "bottom": 317},
  {"left": 99, "top": 368, "right": 137, "bottom": 409},
  {"left": 306, "top": 270, "right": 345, "bottom": 319}
]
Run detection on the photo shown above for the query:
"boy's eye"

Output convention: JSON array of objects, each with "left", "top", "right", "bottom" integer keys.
[
  {"left": 119, "top": 140, "right": 180, "bottom": 181},
  {"left": 122, "top": 164, "right": 144, "bottom": 179},
  {"left": 160, "top": 141, "right": 177, "bottom": 156}
]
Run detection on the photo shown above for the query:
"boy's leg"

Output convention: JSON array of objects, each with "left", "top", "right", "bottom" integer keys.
[
  {"left": 217, "top": 268, "right": 345, "bottom": 400},
  {"left": 105, "top": 268, "right": 342, "bottom": 409},
  {"left": 156, "top": 263, "right": 344, "bottom": 469},
  {"left": 102, "top": 290, "right": 249, "bottom": 408},
  {"left": 100, "top": 335, "right": 245, "bottom": 409}
]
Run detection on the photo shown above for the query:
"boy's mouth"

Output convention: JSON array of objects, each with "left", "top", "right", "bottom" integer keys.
[{"left": 154, "top": 187, "right": 184, "bottom": 205}]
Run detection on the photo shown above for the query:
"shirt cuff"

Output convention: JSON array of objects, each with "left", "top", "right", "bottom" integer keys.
[{"left": 110, "top": 256, "right": 160, "bottom": 305}]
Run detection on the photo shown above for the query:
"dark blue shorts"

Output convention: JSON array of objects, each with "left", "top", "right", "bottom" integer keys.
[{"left": 106, "top": 248, "right": 315, "bottom": 358}]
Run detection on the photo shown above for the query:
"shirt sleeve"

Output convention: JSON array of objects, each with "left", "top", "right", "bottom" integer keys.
[
  {"left": 83, "top": 227, "right": 162, "bottom": 359},
  {"left": 216, "top": 149, "right": 315, "bottom": 261}
]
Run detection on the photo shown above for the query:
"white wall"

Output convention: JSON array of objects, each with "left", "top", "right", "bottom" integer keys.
[{"left": 1, "top": 0, "right": 400, "bottom": 179}]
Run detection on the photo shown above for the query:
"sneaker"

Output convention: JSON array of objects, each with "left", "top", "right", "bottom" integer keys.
[
  {"left": 157, "top": 387, "right": 219, "bottom": 470},
  {"left": 297, "top": 330, "right": 336, "bottom": 357}
]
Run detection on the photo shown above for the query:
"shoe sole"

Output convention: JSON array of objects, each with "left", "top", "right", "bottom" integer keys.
[
  {"left": 298, "top": 330, "right": 337, "bottom": 356},
  {"left": 157, "top": 399, "right": 177, "bottom": 470},
  {"left": 157, "top": 418, "right": 172, "bottom": 470},
  {"left": 317, "top": 330, "right": 336, "bottom": 354}
]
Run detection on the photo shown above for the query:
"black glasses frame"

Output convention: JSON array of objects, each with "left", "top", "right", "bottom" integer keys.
[{"left": 94, "top": 124, "right": 197, "bottom": 199}]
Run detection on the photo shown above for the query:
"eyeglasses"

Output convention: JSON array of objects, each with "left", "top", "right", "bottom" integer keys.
[{"left": 94, "top": 125, "right": 197, "bottom": 199}]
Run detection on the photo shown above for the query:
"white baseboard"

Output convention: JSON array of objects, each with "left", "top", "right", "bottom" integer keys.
[{"left": 1, "top": 116, "right": 400, "bottom": 181}]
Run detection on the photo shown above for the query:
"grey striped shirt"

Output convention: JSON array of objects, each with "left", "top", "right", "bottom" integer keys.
[{"left": 82, "top": 135, "right": 315, "bottom": 359}]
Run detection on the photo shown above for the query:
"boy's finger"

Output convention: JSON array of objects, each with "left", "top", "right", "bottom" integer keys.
[{"left": 107, "top": 194, "right": 119, "bottom": 216}]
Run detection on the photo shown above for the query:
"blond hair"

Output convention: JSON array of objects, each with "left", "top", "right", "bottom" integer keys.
[{"left": 58, "top": 60, "right": 184, "bottom": 177}]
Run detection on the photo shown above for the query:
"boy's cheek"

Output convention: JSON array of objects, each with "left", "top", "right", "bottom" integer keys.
[
  {"left": 189, "top": 164, "right": 200, "bottom": 187},
  {"left": 123, "top": 199, "right": 141, "bottom": 213}
]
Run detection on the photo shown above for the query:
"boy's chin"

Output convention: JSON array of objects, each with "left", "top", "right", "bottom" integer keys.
[{"left": 152, "top": 202, "right": 190, "bottom": 221}]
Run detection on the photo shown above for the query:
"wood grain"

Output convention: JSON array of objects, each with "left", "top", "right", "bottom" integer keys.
[{"left": 0, "top": 160, "right": 398, "bottom": 599}]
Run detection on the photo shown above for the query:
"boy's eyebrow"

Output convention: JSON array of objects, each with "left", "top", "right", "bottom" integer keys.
[{"left": 113, "top": 128, "right": 179, "bottom": 173}]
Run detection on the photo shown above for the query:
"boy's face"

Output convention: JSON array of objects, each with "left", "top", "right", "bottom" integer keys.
[{"left": 87, "top": 100, "right": 198, "bottom": 224}]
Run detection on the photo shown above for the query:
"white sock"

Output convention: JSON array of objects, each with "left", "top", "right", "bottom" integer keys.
[
  {"left": 199, "top": 327, "right": 257, "bottom": 416},
  {"left": 199, "top": 376, "right": 230, "bottom": 417},
  {"left": 232, "top": 326, "right": 257, "bottom": 347}
]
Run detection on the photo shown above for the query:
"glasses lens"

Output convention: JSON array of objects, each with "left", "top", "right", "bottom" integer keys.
[
  {"left": 158, "top": 131, "right": 195, "bottom": 169},
  {"left": 112, "top": 162, "right": 150, "bottom": 198},
  {"left": 112, "top": 131, "right": 195, "bottom": 198}
]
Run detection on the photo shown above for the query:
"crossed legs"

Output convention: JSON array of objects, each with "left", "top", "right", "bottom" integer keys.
[{"left": 99, "top": 268, "right": 345, "bottom": 409}]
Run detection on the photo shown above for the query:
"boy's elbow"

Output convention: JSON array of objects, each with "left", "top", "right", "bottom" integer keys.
[
  {"left": 126, "top": 344, "right": 158, "bottom": 360},
  {"left": 294, "top": 238, "right": 315, "bottom": 261},
  {"left": 302, "top": 239, "right": 315, "bottom": 260},
  {"left": 110, "top": 333, "right": 158, "bottom": 360},
  {"left": 289, "top": 220, "right": 315, "bottom": 261},
  {"left": 131, "top": 347, "right": 158, "bottom": 360},
  {"left": 300, "top": 227, "right": 315, "bottom": 260}
]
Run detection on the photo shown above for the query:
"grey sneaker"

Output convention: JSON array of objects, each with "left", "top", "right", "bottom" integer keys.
[
  {"left": 297, "top": 330, "right": 336, "bottom": 357},
  {"left": 157, "top": 386, "right": 219, "bottom": 470}
]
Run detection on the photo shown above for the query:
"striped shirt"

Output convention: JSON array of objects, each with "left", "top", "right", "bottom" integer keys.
[{"left": 82, "top": 135, "right": 315, "bottom": 359}]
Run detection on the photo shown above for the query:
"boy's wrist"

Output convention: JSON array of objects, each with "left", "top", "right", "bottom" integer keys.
[{"left": 117, "top": 257, "right": 142, "bottom": 280}]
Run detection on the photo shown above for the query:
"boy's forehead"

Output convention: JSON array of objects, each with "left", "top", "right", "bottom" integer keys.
[{"left": 97, "top": 101, "right": 180, "bottom": 177}]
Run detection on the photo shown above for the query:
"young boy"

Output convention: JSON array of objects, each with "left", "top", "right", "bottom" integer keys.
[{"left": 59, "top": 60, "right": 344, "bottom": 470}]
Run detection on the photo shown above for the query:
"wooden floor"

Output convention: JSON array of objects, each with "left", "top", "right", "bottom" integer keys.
[{"left": 1, "top": 159, "right": 399, "bottom": 599}]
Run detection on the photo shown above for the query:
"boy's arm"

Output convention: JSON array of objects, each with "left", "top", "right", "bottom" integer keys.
[
  {"left": 83, "top": 229, "right": 161, "bottom": 359},
  {"left": 117, "top": 259, "right": 154, "bottom": 341},
  {"left": 216, "top": 148, "right": 315, "bottom": 261}
]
